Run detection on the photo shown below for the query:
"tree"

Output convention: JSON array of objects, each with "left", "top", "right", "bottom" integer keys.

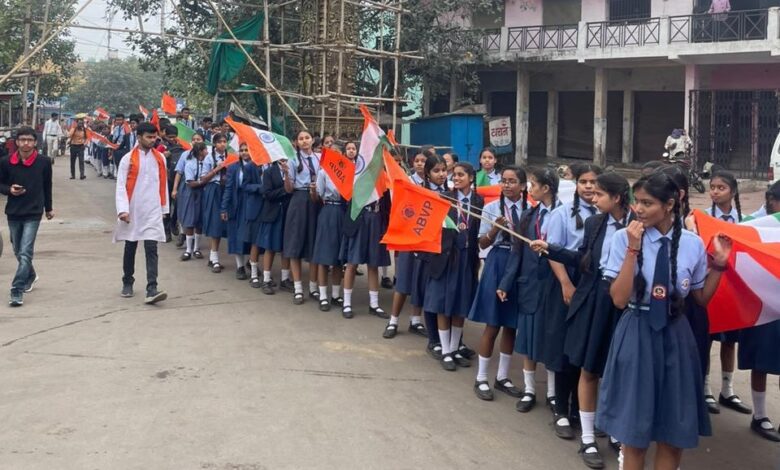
[{"left": 64, "top": 58, "right": 164, "bottom": 114}]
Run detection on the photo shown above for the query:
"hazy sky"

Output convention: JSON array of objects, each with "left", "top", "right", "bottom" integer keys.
[{"left": 71, "top": 0, "right": 161, "bottom": 60}]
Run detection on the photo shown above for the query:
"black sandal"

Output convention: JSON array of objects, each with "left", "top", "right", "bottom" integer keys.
[
  {"left": 331, "top": 296, "right": 343, "bottom": 306},
  {"left": 193, "top": 250, "right": 203, "bottom": 259},
  {"left": 382, "top": 323, "right": 398, "bottom": 339},
  {"left": 319, "top": 299, "right": 330, "bottom": 312},
  {"left": 180, "top": 252, "right": 192, "bottom": 261},
  {"left": 310, "top": 290, "right": 320, "bottom": 300},
  {"left": 211, "top": 262, "right": 223, "bottom": 273},
  {"left": 342, "top": 306, "right": 353, "bottom": 319},
  {"left": 407, "top": 322, "right": 427, "bottom": 337},
  {"left": 250, "top": 277, "right": 261, "bottom": 288},
  {"left": 369, "top": 306, "right": 389, "bottom": 319},
  {"left": 293, "top": 293, "right": 304, "bottom": 305}
]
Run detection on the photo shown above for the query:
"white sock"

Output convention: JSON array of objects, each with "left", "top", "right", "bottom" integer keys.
[
  {"left": 185, "top": 235, "right": 194, "bottom": 253},
  {"left": 209, "top": 250, "right": 219, "bottom": 263},
  {"left": 332, "top": 285, "right": 340, "bottom": 299},
  {"left": 450, "top": 326, "right": 463, "bottom": 355},
  {"left": 319, "top": 286, "right": 328, "bottom": 300},
  {"left": 263, "top": 270, "right": 272, "bottom": 283},
  {"left": 380, "top": 266, "right": 388, "bottom": 277},
  {"left": 722, "top": 371, "right": 735, "bottom": 398},
  {"left": 410, "top": 315, "right": 422, "bottom": 325},
  {"left": 389, "top": 315, "right": 399, "bottom": 326},
  {"left": 194, "top": 233, "right": 201, "bottom": 250},
  {"left": 497, "top": 352, "right": 512, "bottom": 381},
  {"left": 293, "top": 281, "right": 303, "bottom": 294},
  {"left": 523, "top": 369, "right": 536, "bottom": 395},
  {"left": 752, "top": 390, "right": 768, "bottom": 420},
  {"left": 235, "top": 255, "right": 245, "bottom": 269},
  {"left": 309, "top": 281, "right": 318, "bottom": 294},
  {"left": 704, "top": 374, "right": 713, "bottom": 397},
  {"left": 250, "top": 262, "right": 258, "bottom": 278},
  {"left": 343, "top": 288, "right": 353, "bottom": 307},
  {"left": 477, "top": 355, "right": 490, "bottom": 382},
  {"left": 547, "top": 370, "right": 556, "bottom": 398},
  {"left": 439, "top": 329, "right": 452, "bottom": 355},
  {"left": 281, "top": 269, "right": 291, "bottom": 281},
  {"left": 580, "top": 411, "right": 596, "bottom": 446},
  {"left": 369, "top": 290, "right": 379, "bottom": 309}
]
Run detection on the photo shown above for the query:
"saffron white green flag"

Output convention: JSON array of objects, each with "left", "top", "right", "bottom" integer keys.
[
  {"left": 742, "top": 212, "right": 780, "bottom": 228},
  {"left": 351, "top": 106, "right": 390, "bottom": 220}
]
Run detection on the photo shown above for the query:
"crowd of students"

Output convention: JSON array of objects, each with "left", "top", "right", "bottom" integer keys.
[{"left": 77, "top": 111, "right": 780, "bottom": 469}]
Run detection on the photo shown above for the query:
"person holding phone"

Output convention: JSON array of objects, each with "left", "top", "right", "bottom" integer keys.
[{"left": 0, "top": 126, "right": 54, "bottom": 307}]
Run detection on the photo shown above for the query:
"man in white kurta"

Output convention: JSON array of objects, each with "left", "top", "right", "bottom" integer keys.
[{"left": 114, "top": 122, "right": 169, "bottom": 304}]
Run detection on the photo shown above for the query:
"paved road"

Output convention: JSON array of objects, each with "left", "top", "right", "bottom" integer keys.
[{"left": 0, "top": 159, "right": 777, "bottom": 469}]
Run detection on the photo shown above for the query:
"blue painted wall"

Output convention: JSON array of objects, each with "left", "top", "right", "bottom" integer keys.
[{"left": 410, "top": 114, "right": 484, "bottom": 166}]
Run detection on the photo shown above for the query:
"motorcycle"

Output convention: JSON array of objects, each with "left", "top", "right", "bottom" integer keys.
[{"left": 662, "top": 150, "right": 706, "bottom": 194}]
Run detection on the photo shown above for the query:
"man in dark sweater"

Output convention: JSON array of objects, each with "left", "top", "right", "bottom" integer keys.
[{"left": 0, "top": 127, "right": 54, "bottom": 306}]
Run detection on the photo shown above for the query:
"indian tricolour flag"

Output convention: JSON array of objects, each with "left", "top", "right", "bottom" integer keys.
[
  {"left": 694, "top": 210, "right": 780, "bottom": 333},
  {"left": 225, "top": 116, "right": 295, "bottom": 165},
  {"left": 351, "top": 106, "right": 391, "bottom": 220}
]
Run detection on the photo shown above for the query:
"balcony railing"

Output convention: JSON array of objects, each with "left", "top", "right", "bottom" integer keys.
[
  {"left": 481, "top": 29, "right": 501, "bottom": 52},
  {"left": 507, "top": 24, "right": 578, "bottom": 51},
  {"left": 670, "top": 9, "right": 768, "bottom": 43},
  {"left": 586, "top": 17, "right": 661, "bottom": 48}
]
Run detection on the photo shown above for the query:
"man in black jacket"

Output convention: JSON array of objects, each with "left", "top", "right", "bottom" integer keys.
[{"left": 0, "top": 127, "right": 54, "bottom": 306}]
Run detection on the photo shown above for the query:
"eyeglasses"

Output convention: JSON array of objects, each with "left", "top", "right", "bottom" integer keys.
[{"left": 500, "top": 179, "right": 520, "bottom": 185}]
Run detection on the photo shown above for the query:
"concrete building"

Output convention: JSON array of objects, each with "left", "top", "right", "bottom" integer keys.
[{"left": 441, "top": 0, "right": 780, "bottom": 178}]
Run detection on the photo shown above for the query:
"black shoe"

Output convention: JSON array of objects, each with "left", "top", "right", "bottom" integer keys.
[
  {"left": 408, "top": 322, "right": 427, "bottom": 337},
  {"left": 458, "top": 344, "right": 476, "bottom": 360},
  {"left": 293, "top": 293, "right": 304, "bottom": 305},
  {"left": 80, "top": 175, "right": 86, "bottom": 180},
  {"left": 553, "top": 415, "right": 575, "bottom": 440},
  {"left": 261, "top": 281, "right": 274, "bottom": 294},
  {"left": 165, "top": 232, "right": 172, "bottom": 243},
  {"left": 331, "top": 296, "right": 343, "bottom": 306},
  {"left": 69, "top": 176, "right": 75, "bottom": 180},
  {"left": 310, "top": 290, "right": 320, "bottom": 300},
  {"left": 175, "top": 234, "right": 185, "bottom": 248},
  {"left": 319, "top": 299, "right": 331, "bottom": 312},
  {"left": 382, "top": 323, "right": 399, "bottom": 339},
  {"left": 515, "top": 393, "right": 537, "bottom": 413},
  {"left": 369, "top": 306, "right": 389, "bottom": 319},
  {"left": 705, "top": 395, "right": 720, "bottom": 414},
  {"left": 719, "top": 394, "right": 753, "bottom": 414},
  {"left": 452, "top": 352, "right": 471, "bottom": 368},
  {"left": 594, "top": 427, "right": 607, "bottom": 439},
  {"left": 750, "top": 417, "right": 780, "bottom": 442},
  {"left": 608, "top": 438, "right": 621, "bottom": 453},
  {"left": 144, "top": 289, "right": 167, "bottom": 304},
  {"left": 546, "top": 396, "right": 557, "bottom": 413},
  {"left": 193, "top": 250, "right": 204, "bottom": 259},
  {"left": 356, "top": 267, "right": 364, "bottom": 276},
  {"left": 342, "top": 305, "right": 354, "bottom": 319},
  {"left": 24, "top": 273, "right": 39, "bottom": 293},
  {"left": 121, "top": 284, "right": 134, "bottom": 298},
  {"left": 440, "top": 353, "right": 457, "bottom": 371},
  {"left": 494, "top": 378, "right": 523, "bottom": 398},
  {"left": 180, "top": 252, "right": 192, "bottom": 261},
  {"left": 426, "top": 343, "right": 443, "bottom": 361},
  {"left": 8, "top": 289, "right": 23, "bottom": 307},
  {"left": 235, "top": 267, "right": 248, "bottom": 280},
  {"left": 474, "top": 380, "right": 494, "bottom": 401},
  {"left": 380, "top": 276, "right": 393, "bottom": 289},
  {"left": 279, "top": 279, "right": 294, "bottom": 292},
  {"left": 578, "top": 443, "right": 605, "bottom": 469}
]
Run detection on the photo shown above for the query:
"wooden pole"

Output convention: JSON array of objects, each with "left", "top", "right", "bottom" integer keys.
[
  {"left": 263, "top": 0, "right": 271, "bottom": 129},
  {"left": 21, "top": 2, "right": 32, "bottom": 124},
  {"left": 335, "top": 0, "right": 345, "bottom": 137},
  {"left": 31, "top": 0, "right": 52, "bottom": 128},
  {"left": 320, "top": 0, "right": 328, "bottom": 135},
  {"left": 392, "top": 9, "right": 401, "bottom": 135}
]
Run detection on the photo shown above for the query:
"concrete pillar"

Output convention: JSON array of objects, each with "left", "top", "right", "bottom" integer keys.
[
  {"left": 449, "top": 76, "right": 460, "bottom": 112},
  {"left": 515, "top": 68, "right": 530, "bottom": 165},
  {"left": 593, "top": 68, "right": 608, "bottom": 167},
  {"left": 622, "top": 90, "right": 634, "bottom": 164},
  {"left": 683, "top": 64, "right": 700, "bottom": 133},
  {"left": 659, "top": 16, "right": 671, "bottom": 45},
  {"left": 546, "top": 91, "right": 558, "bottom": 160},
  {"left": 768, "top": 8, "right": 780, "bottom": 51}
]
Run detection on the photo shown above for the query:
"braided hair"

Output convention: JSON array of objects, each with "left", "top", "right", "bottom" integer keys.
[
  {"left": 293, "top": 130, "right": 313, "bottom": 173},
  {"left": 579, "top": 172, "right": 630, "bottom": 274},
  {"left": 632, "top": 173, "right": 685, "bottom": 317},
  {"left": 659, "top": 165, "right": 691, "bottom": 218},
  {"left": 518, "top": 167, "right": 559, "bottom": 238},
  {"left": 570, "top": 163, "right": 603, "bottom": 229},
  {"left": 710, "top": 171, "right": 742, "bottom": 222}
]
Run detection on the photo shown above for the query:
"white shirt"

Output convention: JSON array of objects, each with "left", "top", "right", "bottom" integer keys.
[
  {"left": 44, "top": 119, "right": 62, "bottom": 137},
  {"left": 114, "top": 148, "right": 169, "bottom": 243}
]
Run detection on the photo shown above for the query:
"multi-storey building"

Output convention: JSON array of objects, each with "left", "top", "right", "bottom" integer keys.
[{"left": 445, "top": 0, "right": 780, "bottom": 178}]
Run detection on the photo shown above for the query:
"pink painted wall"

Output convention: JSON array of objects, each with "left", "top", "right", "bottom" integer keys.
[
  {"left": 505, "top": 0, "right": 544, "bottom": 27},
  {"left": 651, "top": 0, "right": 694, "bottom": 17},
  {"left": 707, "top": 64, "right": 780, "bottom": 90},
  {"left": 581, "top": 0, "right": 608, "bottom": 22}
]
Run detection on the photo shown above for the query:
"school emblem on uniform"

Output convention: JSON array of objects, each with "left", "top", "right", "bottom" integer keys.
[
  {"left": 652, "top": 285, "right": 667, "bottom": 300},
  {"left": 681, "top": 278, "right": 690, "bottom": 289},
  {"left": 402, "top": 205, "right": 416, "bottom": 220},
  {"left": 354, "top": 154, "right": 366, "bottom": 175}
]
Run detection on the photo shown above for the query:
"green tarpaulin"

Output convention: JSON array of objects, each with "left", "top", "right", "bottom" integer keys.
[{"left": 205, "top": 14, "right": 264, "bottom": 95}]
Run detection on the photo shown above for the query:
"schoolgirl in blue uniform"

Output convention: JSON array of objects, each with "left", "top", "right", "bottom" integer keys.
[
  {"left": 739, "top": 180, "right": 780, "bottom": 441},
  {"left": 312, "top": 153, "right": 347, "bottom": 312},
  {"left": 425, "top": 162, "right": 483, "bottom": 371},
  {"left": 257, "top": 157, "right": 292, "bottom": 294},
  {"left": 530, "top": 172, "right": 631, "bottom": 466},
  {"left": 383, "top": 151, "right": 429, "bottom": 338},
  {"left": 283, "top": 130, "right": 321, "bottom": 304},
  {"left": 178, "top": 142, "right": 209, "bottom": 261},
  {"left": 498, "top": 167, "right": 560, "bottom": 413},
  {"left": 469, "top": 166, "right": 528, "bottom": 399},
  {"left": 201, "top": 133, "right": 228, "bottom": 273},
  {"left": 701, "top": 171, "right": 752, "bottom": 415},
  {"left": 541, "top": 162, "right": 602, "bottom": 439},
  {"left": 172, "top": 131, "right": 207, "bottom": 250},
  {"left": 475, "top": 147, "right": 501, "bottom": 187},
  {"left": 238, "top": 147, "right": 265, "bottom": 288},
  {"left": 597, "top": 172, "right": 727, "bottom": 470}
]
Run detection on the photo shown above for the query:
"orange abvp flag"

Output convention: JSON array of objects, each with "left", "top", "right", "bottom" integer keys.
[
  {"left": 161, "top": 92, "right": 177, "bottom": 115},
  {"left": 383, "top": 150, "right": 407, "bottom": 190},
  {"left": 150, "top": 109, "right": 160, "bottom": 131},
  {"left": 321, "top": 148, "right": 355, "bottom": 200},
  {"left": 380, "top": 178, "right": 451, "bottom": 253}
]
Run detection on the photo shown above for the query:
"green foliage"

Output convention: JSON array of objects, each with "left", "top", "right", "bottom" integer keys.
[{"left": 64, "top": 58, "right": 163, "bottom": 114}]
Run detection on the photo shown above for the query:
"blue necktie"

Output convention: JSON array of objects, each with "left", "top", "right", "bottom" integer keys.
[
  {"left": 511, "top": 205, "right": 520, "bottom": 229},
  {"left": 648, "top": 238, "right": 670, "bottom": 331}
]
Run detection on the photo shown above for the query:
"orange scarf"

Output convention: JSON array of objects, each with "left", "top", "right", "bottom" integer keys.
[{"left": 126, "top": 146, "right": 167, "bottom": 207}]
